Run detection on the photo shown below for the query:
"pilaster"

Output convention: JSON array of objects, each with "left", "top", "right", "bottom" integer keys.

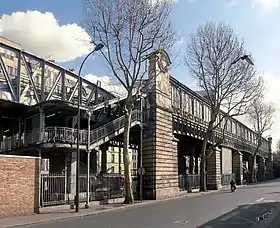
[
  {"left": 257, "top": 157, "right": 266, "bottom": 182},
  {"left": 142, "top": 49, "right": 179, "bottom": 200},
  {"left": 206, "top": 147, "right": 222, "bottom": 190},
  {"left": 232, "top": 150, "right": 243, "bottom": 185}
]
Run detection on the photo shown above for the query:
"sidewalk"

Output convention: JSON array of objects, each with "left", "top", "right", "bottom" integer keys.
[
  {"left": 1, "top": 180, "right": 276, "bottom": 228},
  {"left": 0, "top": 189, "right": 222, "bottom": 228}
]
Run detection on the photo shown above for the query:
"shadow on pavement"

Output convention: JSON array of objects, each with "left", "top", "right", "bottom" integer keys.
[
  {"left": 266, "top": 192, "right": 280, "bottom": 194},
  {"left": 196, "top": 202, "right": 279, "bottom": 228}
]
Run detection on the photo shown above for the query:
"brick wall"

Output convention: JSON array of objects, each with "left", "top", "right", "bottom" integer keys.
[{"left": 0, "top": 155, "right": 39, "bottom": 217}]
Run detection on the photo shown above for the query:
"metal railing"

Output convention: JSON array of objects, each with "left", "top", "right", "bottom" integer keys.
[
  {"left": 89, "top": 109, "right": 141, "bottom": 145},
  {"left": 40, "top": 173, "right": 125, "bottom": 207},
  {"left": 0, "top": 109, "right": 142, "bottom": 152},
  {"left": 179, "top": 174, "right": 200, "bottom": 191},
  {"left": 221, "top": 173, "right": 235, "bottom": 186}
]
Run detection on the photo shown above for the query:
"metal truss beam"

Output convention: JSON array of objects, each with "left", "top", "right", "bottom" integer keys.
[
  {"left": 173, "top": 115, "right": 268, "bottom": 158},
  {"left": 22, "top": 54, "right": 40, "bottom": 103},
  {"left": 46, "top": 71, "right": 62, "bottom": 101},
  {"left": 170, "top": 76, "right": 269, "bottom": 156},
  {"left": 0, "top": 55, "right": 16, "bottom": 101},
  {"left": 0, "top": 41, "right": 115, "bottom": 108}
]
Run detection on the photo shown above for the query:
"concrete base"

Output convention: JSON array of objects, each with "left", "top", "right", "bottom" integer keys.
[
  {"left": 155, "top": 187, "right": 180, "bottom": 200},
  {"left": 207, "top": 183, "right": 222, "bottom": 190},
  {"left": 189, "top": 188, "right": 200, "bottom": 193},
  {"left": 40, "top": 198, "right": 125, "bottom": 214}
]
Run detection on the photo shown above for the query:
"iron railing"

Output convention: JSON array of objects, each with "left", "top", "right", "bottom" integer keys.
[
  {"left": 221, "top": 173, "right": 235, "bottom": 186},
  {"left": 179, "top": 174, "right": 200, "bottom": 191},
  {"left": 89, "top": 109, "right": 141, "bottom": 146},
  {"left": 0, "top": 110, "right": 142, "bottom": 152},
  {"left": 40, "top": 173, "right": 125, "bottom": 207}
]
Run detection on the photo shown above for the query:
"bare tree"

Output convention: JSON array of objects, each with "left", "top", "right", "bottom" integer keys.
[
  {"left": 185, "top": 22, "right": 261, "bottom": 191},
  {"left": 247, "top": 94, "right": 275, "bottom": 182},
  {"left": 273, "top": 140, "right": 280, "bottom": 162},
  {"left": 83, "top": 0, "right": 175, "bottom": 203}
]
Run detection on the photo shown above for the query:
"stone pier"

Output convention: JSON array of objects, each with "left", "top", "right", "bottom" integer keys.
[
  {"left": 142, "top": 50, "right": 179, "bottom": 200},
  {"left": 232, "top": 150, "right": 243, "bottom": 185},
  {"left": 206, "top": 147, "right": 222, "bottom": 190}
]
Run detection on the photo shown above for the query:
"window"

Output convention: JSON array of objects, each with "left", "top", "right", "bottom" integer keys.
[
  {"left": 111, "top": 166, "right": 115, "bottom": 173},
  {"left": 191, "top": 99, "right": 194, "bottom": 115},
  {"left": 111, "top": 154, "right": 115, "bottom": 163},
  {"left": 133, "top": 163, "right": 137, "bottom": 169},
  {"left": 201, "top": 104, "right": 204, "bottom": 120},
  {"left": 132, "top": 155, "right": 136, "bottom": 162}
]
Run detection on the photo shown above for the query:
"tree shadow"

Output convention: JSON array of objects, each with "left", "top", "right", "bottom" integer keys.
[{"left": 196, "top": 202, "right": 279, "bottom": 228}]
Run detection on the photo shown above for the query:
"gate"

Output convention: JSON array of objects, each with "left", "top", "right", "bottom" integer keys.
[{"left": 40, "top": 173, "right": 125, "bottom": 207}]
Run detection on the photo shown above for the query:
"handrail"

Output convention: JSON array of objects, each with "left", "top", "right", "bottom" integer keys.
[
  {"left": 89, "top": 109, "right": 141, "bottom": 145},
  {"left": 0, "top": 109, "right": 142, "bottom": 152},
  {"left": 174, "top": 112, "right": 268, "bottom": 151}
]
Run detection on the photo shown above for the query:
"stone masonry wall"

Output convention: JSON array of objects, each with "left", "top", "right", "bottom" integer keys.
[
  {"left": 154, "top": 109, "right": 179, "bottom": 199},
  {"left": 207, "top": 148, "right": 222, "bottom": 190},
  {"left": 142, "top": 49, "right": 179, "bottom": 200},
  {"left": 232, "top": 151, "right": 243, "bottom": 185},
  {"left": 0, "top": 155, "right": 40, "bottom": 217}
]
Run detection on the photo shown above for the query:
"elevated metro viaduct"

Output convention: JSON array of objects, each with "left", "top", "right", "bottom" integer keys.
[{"left": 0, "top": 37, "right": 273, "bottom": 201}]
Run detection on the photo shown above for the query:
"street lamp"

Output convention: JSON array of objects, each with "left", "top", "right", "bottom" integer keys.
[
  {"left": 75, "top": 43, "right": 104, "bottom": 212},
  {"left": 231, "top": 55, "right": 254, "bottom": 65},
  {"left": 85, "top": 109, "right": 92, "bottom": 209},
  {"left": 139, "top": 95, "right": 144, "bottom": 201}
]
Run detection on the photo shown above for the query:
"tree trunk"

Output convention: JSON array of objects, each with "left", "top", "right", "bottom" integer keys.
[
  {"left": 200, "top": 137, "right": 208, "bottom": 192},
  {"left": 123, "top": 105, "right": 134, "bottom": 204},
  {"left": 249, "top": 154, "right": 257, "bottom": 183}
]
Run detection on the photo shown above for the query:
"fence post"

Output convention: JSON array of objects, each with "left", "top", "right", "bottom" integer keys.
[{"left": 34, "top": 149, "right": 41, "bottom": 213}]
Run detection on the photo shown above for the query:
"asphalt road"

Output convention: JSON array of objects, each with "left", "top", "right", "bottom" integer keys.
[{"left": 25, "top": 180, "right": 280, "bottom": 228}]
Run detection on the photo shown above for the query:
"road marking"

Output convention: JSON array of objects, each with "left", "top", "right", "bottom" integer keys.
[
  {"left": 173, "top": 220, "right": 188, "bottom": 224},
  {"left": 236, "top": 215, "right": 255, "bottom": 223},
  {"left": 256, "top": 198, "right": 265, "bottom": 202},
  {"left": 219, "top": 211, "right": 240, "bottom": 221},
  {"left": 262, "top": 200, "right": 276, "bottom": 203}
]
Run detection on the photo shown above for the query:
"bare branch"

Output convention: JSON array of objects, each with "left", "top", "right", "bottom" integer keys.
[
  {"left": 83, "top": 0, "right": 175, "bottom": 203},
  {"left": 185, "top": 22, "right": 262, "bottom": 190}
]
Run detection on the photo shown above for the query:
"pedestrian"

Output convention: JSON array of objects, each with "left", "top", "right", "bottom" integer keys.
[{"left": 230, "top": 179, "right": 236, "bottom": 192}]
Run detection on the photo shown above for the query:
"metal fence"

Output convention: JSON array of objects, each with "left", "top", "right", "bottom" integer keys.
[
  {"left": 40, "top": 173, "right": 125, "bottom": 207},
  {"left": 0, "top": 109, "right": 142, "bottom": 152},
  {"left": 179, "top": 174, "right": 200, "bottom": 191},
  {"left": 221, "top": 173, "right": 235, "bottom": 186}
]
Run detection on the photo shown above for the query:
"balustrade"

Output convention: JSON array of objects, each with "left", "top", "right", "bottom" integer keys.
[{"left": 0, "top": 109, "right": 142, "bottom": 152}]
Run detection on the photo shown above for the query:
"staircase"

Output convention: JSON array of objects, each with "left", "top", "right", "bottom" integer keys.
[
  {"left": 89, "top": 109, "right": 142, "bottom": 149},
  {"left": 0, "top": 109, "right": 142, "bottom": 152}
]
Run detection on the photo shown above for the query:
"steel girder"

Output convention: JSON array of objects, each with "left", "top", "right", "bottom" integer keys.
[
  {"left": 170, "top": 76, "right": 270, "bottom": 158},
  {"left": 173, "top": 114, "right": 269, "bottom": 159},
  {"left": 0, "top": 41, "right": 114, "bottom": 108}
]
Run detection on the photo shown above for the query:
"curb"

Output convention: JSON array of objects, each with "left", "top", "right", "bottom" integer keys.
[
  {"left": 2, "top": 180, "right": 277, "bottom": 228},
  {"left": 2, "top": 189, "right": 221, "bottom": 228}
]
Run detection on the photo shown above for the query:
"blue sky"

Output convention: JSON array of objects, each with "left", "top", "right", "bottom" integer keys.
[
  {"left": 1, "top": 0, "right": 280, "bottom": 144},
  {"left": 1, "top": 0, "right": 279, "bottom": 83}
]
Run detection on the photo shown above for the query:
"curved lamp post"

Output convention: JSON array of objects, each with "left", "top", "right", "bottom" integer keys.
[
  {"left": 76, "top": 43, "right": 104, "bottom": 212},
  {"left": 232, "top": 55, "right": 254, "bottom": 65}
]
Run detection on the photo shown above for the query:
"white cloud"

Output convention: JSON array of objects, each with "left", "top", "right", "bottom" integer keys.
[
  {"left": 262, "top": 72, "right": 280, "bottom": 148},
  {"left": 0, "top": 11, "right": 93, "bottom": 62},
  {"left": 233, "top": 72, "right": 280, "bottom": 150},
  {"left": 84, "top": 74, "right": 127, "bottom": 97},
  {"left": 150, "top": 0, "right": 179, "bottom": 5},
  {"left": 175, "top": 37, "right": 185, "bottom": 46},
  {"left": 252, "top": 0, "right": 280, "bottom": 8}
]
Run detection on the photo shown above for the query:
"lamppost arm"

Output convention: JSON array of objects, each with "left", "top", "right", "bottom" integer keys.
[{"left": 75, "top": 43, "right": 104, "bottom": 213}]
